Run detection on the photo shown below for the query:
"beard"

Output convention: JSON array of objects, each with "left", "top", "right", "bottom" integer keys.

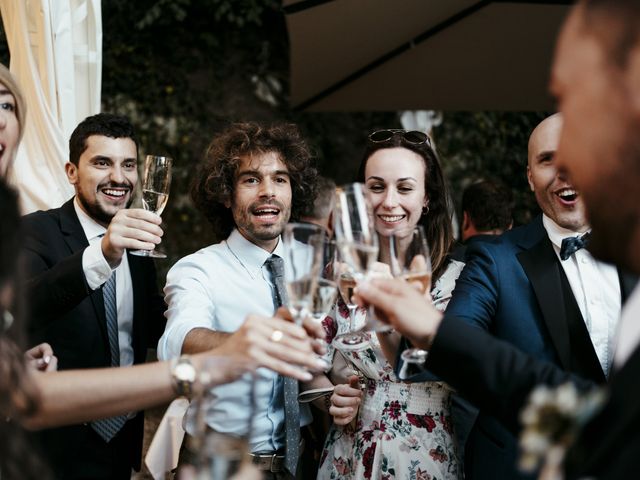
[{"left": 77, "top": 181, "right": 134, "bottom": 226}]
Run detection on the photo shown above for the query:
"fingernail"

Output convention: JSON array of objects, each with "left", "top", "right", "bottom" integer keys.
[
  {"left": 43, "top": 355, "right": 51, "bottom": 365},
  {"left": 302, "top": 372, "right": 313, "bottom": 382}
]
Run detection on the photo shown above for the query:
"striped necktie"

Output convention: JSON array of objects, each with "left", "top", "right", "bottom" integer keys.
[
  {"left": 91, "top": 271, "right": 127, "bottom": 442},
  {"left": 264, "top": 255, "right": 300, "bottom": 475}
]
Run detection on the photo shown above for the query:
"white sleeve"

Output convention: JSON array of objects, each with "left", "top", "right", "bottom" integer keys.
[
  {"left": 82, "top": 241, "right": 114, "bottom": 290},
  {"left": 157, "top": 256, "right": 216, "bottom": 360}
]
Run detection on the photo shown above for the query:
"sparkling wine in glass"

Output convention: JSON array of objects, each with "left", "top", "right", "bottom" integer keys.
[
  {"left": 309, "top": 239, "right": 339, "bottom": 324},
  {"left": 388, "top": 226, "right": 433, "bottom": 376},
  {"left": 332, "top": 183, "right": 379, "bottom": 348},
  {"left": 131, "top": 155, "right": 172, "bottom": 258},
  {"left": 281, "top": 223, "right": 325, "bottom": 325}
]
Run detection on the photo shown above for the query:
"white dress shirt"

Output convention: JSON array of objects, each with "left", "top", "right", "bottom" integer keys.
[
  {"left": 157, "top": 229, "right": 311, "bottom": 452},
  {"left": 75, "top": 198, "right": 134, "bottom": 367},
  {"left": 543, "top": 215, "right": 621, "bottom": 377}
]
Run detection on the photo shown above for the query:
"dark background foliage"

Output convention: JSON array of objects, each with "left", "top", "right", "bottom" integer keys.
[{"left": 1, "top": 1, "right": 548, "bottom": 278}]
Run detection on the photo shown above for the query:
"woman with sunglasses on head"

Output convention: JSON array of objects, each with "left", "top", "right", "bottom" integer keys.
[{"left": 317, "top": 129, "right": 464, "bottom": 480}]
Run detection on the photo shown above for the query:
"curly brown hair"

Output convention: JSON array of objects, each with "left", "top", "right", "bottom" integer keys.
[
  {"left": 358, "top": 133, "right": 455, "bottom": 282},
  {"left": 191, "top": 122, "right": 317, "bottom": 240}
]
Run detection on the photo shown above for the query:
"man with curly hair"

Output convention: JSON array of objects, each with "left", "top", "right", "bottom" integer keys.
[{"left": 158, "top": 122, "right": 319, "bottom": 478}]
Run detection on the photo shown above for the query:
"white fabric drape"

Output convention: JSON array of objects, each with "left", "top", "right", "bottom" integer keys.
[{"left": 0, "top": 0, "right": 102, "bottom": 213}]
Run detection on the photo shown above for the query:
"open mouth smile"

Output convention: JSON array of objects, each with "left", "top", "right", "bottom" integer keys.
[
  {"left": 555, "top": 187, "right": 579, "bottom": 205},
  {"left": 100, "top": 187, "right": 129, "bottom": 200},
  {"left": 378, "top": 214, "right": 406, "bottom": 224}
]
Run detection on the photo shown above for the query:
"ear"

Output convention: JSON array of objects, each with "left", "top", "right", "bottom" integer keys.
[
  {"left": 462, "top": 211, "right": 471, "bottom": 231},
  {"left": 65, "top": 162, "right": 78, "bottom": 186},
  {"left": 223, "top": 194, "right": 231, "bottom": 209},
  {"left": 526, "top": 165, "right": 535, "bottom": 192}
]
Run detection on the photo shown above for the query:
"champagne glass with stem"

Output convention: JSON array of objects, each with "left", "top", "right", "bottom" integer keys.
[
  {"left": 333, "top": 183, "right": 380, "bottom": 349},
  {"left": 387, "top": 226, "right": 433, "bottom": 378},
  {"left": 281, "top": 223, "right": 325, "bottom": 326},
  {"left": 308, "top": 238, "right": 339, "bottom": 327},
  {"left": 190, "top": 357, "right": 260, "bottom": 479},
  {"left": 130, "top": 155, "right": 172, "bottom": 258}
]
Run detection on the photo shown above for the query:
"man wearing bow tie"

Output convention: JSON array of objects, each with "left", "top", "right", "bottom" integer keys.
[{"left": 440, "top": 113, "right": 636, "bottom": 480}]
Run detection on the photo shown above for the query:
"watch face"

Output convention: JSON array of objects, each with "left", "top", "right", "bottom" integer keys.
[{"left": 175, "top": 362, "right": 197, "bottom": 382}]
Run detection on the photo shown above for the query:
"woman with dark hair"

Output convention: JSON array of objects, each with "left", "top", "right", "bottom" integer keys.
[{"left": 318, "top": 130, "right": 463, "bottom": 480}]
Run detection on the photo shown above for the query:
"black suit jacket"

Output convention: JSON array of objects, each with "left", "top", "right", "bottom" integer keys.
[
  {"left": 428, "top": 315, "right": 640, "bottom": 480},
  {"left": 22, "top": 199, "right": 165, "bottom": 476},
  {"left": 431, "top": 217, "right": 636, "bottom": 479}
]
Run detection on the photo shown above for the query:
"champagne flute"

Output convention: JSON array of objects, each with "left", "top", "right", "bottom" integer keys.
[
  {"left": 130, "top": 155, "right": 172, "bottom": 258},
  {"left": 281, "top": 223, "right": 325, "bottom": 325},
  {"left": 332, "top": 183, "right": 379, "bottom": 348},
  {"left": 309, "top": 239, "right": 339, "bottom": 325},
  {"left": 388, "top": 226, "right": 433, "bottom": 377},
  {"left": 188, "top": 358, "right": 260, "bottom": 479}
]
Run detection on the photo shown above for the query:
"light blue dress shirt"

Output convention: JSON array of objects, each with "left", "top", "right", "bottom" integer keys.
[{"left": 157, "top": 229, "right": 311, "bottom": 452}]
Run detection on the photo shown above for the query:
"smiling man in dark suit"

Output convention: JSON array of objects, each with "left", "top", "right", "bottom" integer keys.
[
  {"left": 443, "top": 112, "right": 636, "bottom": 480},
  {"left": 23, "top": 113, "right": 166, "bottom": 480},
  {"left": 356, "top": 2, "right": 640, "bottom": 478}
]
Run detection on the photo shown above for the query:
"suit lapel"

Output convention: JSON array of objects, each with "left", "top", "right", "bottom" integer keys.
[
  {"left": 517, "top": 235, "right": 572, "bottom": 370},
  {"left": 59, "top": 199, "right": 109, "bottom": 343},
  {"left": 619, "top": 270, "right": 638, "bottom": 303}
]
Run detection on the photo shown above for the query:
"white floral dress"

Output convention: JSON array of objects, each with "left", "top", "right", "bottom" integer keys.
[{"left": 317, "top": 260, "right": 465, "bottom": 480}]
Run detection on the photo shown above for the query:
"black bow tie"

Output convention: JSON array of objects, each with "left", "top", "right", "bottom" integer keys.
[{"left": 560, "top": 232, "right": 591, "bottom": 261}]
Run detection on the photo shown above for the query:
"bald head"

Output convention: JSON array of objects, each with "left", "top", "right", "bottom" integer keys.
[
  {"left": 528, "top": 113, "right": 563, "bottom": 167},
  {"left": 526, "top": 113, "right": 587, "bottom": 232}
]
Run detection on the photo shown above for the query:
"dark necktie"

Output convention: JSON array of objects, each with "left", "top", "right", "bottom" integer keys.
[
  {"left": 560, "top": 232, "right": 591, "bottom": 261},
  {"left": 264, "top": 255, "right": 300, "bottom": 475},
  {"left": 91, "top": 271, "right": 127, "bottom": 442}
]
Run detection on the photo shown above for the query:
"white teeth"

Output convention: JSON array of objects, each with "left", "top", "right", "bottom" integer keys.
[
  {"left": 256, "top": 208, "right": 278, "bottom": 214},
  {"left": 103, "top": 189, "right": 126, "bottom": 197},
  {"left": 379, "top": 215, "right": 404, "bottom": 222},
  {"left": 558, "top": 189, "right": 577, "bottom": 197}
]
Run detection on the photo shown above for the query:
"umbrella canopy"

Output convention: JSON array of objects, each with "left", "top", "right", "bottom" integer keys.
[{"left": 284, "top": 0, "right": 572, "bottom": 111}]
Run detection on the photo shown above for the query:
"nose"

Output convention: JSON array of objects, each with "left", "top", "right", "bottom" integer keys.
[
  {"left": 381, "top": 188, "right": 398, "bottom": 209},
  {"left": 110, "top": 165, "right": 125, "bottom": 184},
  {"left": 259, "top": 178, "right": 276, "bottom": 198}
]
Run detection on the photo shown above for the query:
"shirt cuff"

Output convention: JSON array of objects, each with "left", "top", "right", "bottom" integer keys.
[{"left": 83, "top": 241, "right": 114, "bottom": 290}]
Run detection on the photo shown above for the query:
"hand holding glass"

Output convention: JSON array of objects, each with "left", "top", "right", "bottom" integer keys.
[
  {"left": 130, "top": 155, "right": 172, "bottom": 258},
  {"left": 389, "top": 226, "right": 433, "bottom": 375}
]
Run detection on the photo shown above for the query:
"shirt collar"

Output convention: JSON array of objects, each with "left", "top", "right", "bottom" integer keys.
[
  {"left": 541, "top": 214, "right": 590, "bottom": 250},
  {"left": 226, "top": 228, "right": 284, "bottom": 274},
  {"left": 73, "top": 196, "right": 107, "bottom": 241}
]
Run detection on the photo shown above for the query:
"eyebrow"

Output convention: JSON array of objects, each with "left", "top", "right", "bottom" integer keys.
[
  {"left": 367, "top": 175, "right": 417, "bottom": 182},
  {"left": 238, "top": 169, "right": 290, "bottom": 177}
]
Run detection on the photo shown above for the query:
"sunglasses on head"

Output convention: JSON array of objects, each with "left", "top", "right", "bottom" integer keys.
[{"left": 368, "top": 129, "right": 431, "bottom": 146}]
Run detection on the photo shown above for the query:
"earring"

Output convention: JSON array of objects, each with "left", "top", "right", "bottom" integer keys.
[
  {"left": 422, "top": 206, "right": 430, "bottom": 216},
  {"left": 2, "top": 310, "right": 14, "bottom": 331}
]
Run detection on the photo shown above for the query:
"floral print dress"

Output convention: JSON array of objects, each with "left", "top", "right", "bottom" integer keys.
[{"left": 317, "top": 259, "right": 465, "bottom": 480}]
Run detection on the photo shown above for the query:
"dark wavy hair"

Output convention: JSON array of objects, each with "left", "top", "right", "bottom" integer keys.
[
  {"left": 191, "top": 122, "right": 317, "bottom": 240},
  {"left": 357, "top": 133, "right": 454, "bottom": 282},
  {"left": 0, "top": 179, "right": 51, "bottom": 480},
  {"left": 68, "top": 113, "right": 138, "bottom": 166}
]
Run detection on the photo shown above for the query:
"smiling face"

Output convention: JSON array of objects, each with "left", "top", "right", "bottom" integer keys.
[
  {"left": 550, "top": 6, "right": 640, "bottom": 269},
  {"left": 227, "top": 151, "right": 292, "bottom": 251},
  {"left": 364, "top": 147, "right": 427, "bottom": 237},
  {"left": 65, "top": 135, "right": 138, "bottom": 227},
  {"left": 526, "top": 113, "right": 588, "bottom": 232},
  {"left": 0, "top": 82, "right": 20, "bottom": 178}
]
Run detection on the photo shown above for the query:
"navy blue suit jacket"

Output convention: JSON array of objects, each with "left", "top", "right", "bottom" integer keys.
[{"left": 444, "top": 216, "right": 636, "bottom": 480}]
